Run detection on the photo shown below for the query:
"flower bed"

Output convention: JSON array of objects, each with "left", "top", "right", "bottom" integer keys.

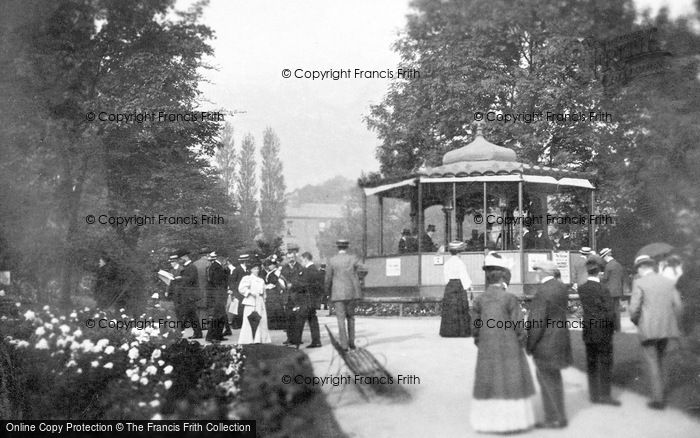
[{"left": 0, "top": 301, "right": 243, "bottom": 420}]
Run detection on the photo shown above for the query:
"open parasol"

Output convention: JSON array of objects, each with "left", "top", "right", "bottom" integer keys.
[{"left": 636, "top": 242, "right": 674, "bottom": 259}]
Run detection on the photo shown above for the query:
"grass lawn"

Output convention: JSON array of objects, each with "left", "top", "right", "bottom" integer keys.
[
  {"left": 239, "top": 344, "right": 347, "bottom": 438},
  {"left": 569, "top": 331, "right": 700, "bottom": 418}
]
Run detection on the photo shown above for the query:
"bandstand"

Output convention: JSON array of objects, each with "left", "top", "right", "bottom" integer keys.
[{"left": 359, "top": 128, "right": 597, "bottom": 298}]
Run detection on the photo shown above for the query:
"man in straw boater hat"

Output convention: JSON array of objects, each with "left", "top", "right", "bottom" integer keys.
[
  {"left": 629, "top": 254, "right": 683, "bottom": 410},
  {"left": 324, "top": 239, "right": 366, "bottom": 351},
  {"left": 439, "top": 241, "right": 472, "bottom": 337},
  {"left": 578, "top": 254, "right": 620, "bottom": 406},
  {"left": 470, "top": 252, "right": 536, "bottom": 433},
  {"left": 281, "top": 243, "right": 303, "bottom": 346},
  {"left": 600, "top": 247, "right": 625, "bottom": 331},
  {"left": 527, "top": 259, "right": 572, "bottom": 429}
]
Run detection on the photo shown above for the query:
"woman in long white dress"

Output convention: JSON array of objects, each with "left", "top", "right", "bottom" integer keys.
[{"left": 237, "top": 263, "right": 272, "bottom": 344}]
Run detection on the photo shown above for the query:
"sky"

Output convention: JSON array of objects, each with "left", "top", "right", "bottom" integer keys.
[{"left": 196, "top": 0, "right": 696, "bottom": 191}]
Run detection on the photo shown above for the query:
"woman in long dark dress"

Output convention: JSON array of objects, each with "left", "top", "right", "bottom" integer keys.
[
  {"left": 470, "top": 252, "right": 536, "bottom": 433},
  {"left": 439, "top": 242, "right": 472, "bottom": 337},
  {"left": 262, "top": 258, "right": 287, "bottom": 330}
]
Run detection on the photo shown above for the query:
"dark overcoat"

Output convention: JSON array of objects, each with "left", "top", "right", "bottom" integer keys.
[{"left": 527, "top": 278, "right": 573, "bottom": 370}]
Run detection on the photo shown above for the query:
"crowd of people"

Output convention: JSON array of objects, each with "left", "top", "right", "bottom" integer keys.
[
  {"left": 439, "top": 242, "right": 685, "bottom": 432},
  {"left": 151, "top": 238, "right": 367, "bottom": 351}
]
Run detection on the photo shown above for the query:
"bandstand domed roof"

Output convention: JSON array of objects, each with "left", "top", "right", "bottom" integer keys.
[{"left": 442, "top": 127, "right": 517, "bottom": 164}]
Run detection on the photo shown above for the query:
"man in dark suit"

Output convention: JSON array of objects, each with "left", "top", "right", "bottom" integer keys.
[
  {"left": 527, "top": 260, "right": 572, "bottom": 429},
  {"left": 325, "top": 239, "right": 366, "bottom": 351},
  {"left": 289, "top": 252, "right": 323, "bottom": 348},
  {"left": 227, "top": 253, "right": 250, "bottom": 329},
  {"left": 281, "top": 244, "right": 303, "bottom": 345},
  {"left": 192, "top": 247, "right": 210, "bottom": 323},
  {"left": 579, "top": 255, "right": 620, "bottom": 406},
  {"left": 420, "top": 224, "right": 437, "bottom": 252},
  {"left": 398, "top": 228, "right": 418, "bottom": 253},
  {"left": 169, "top": 250, "right": 203, "bottom": 339},
  {"left": 205, "top": 251, "right": 229, "bottom": 343},
  {"left": 600, "top": 248, "right": 625, "bottom": 332}
]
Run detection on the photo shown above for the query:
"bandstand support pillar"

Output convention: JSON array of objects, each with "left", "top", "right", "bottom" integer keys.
[
  {"left": 518, "top": 181, "right": 524, "bottom": 282},
  {"left": 362, "top": 191, "right": 367, "bottom": 260},
  {"left": 589, "top": 190, "right": 596, "bottom": 251},
  {"left": 378, "top": 196, "right": 384, "bottom": 255},
  {"left": 482, "top": 182, "right": 488, "bottom": 250},
  {"left": 417, "top": 181, "right": 423, "bottom": 286},
  {"left": 451, "top": 182, "right": 457, "bottom": 243}
]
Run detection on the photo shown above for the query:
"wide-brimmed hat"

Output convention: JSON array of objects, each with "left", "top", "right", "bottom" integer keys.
[
  {"left": 599, "top": 248, "right": 612, "bottom": 258},
  {"left": 634, "top": 254, "right": 655, "bottom": 269},
  {"left": 237, "top": 253, "right": 250, "bottom": 262},
  {"left": 533, "top": 259, "right": 559, "bottom": 275},
  {"left": 207, "top": 251, "right": 218, "bottom": 261},
  {"left": 447, "top": 241, "right": 465, "bottom": 252},
  {"left": 426, "top": 224, "right": 436, "bottom": 232},
  {"left": 335, "top": 239, "right": 349, "bottom": 248},
  {"left": 286, "top": 243, "right": 300, "bottom": 253},
  {"left": 579, "top": 246, "right": 592, "bottom": 255},
  {"left": 483, "top": 252, "right": 510, "bottom": 271},
  {"left": 402, "top": 228, "right": 412, "bottom": 236}
]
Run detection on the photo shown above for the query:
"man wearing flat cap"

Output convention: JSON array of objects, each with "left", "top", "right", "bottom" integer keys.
[
  {"left": 527, "top": 259, "right": 572, "bottom": 429},
  {"left": 578, "top": 255, "right": 619, "bottom": 406},
  {"left": 420, "top": 224, "right": 438, "bottom": 252},
  {"left": 629, "top": 254, "right": 683, "bottom": 410},
  {"left": 325, "top": 239, "right": 366, "bottom": 351},
  {"left": 600, "top": 248, "right": 625, "bottom": 332}
]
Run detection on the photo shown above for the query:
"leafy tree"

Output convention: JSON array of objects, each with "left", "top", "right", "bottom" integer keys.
[
  {"left": 259, "top": 127, "right": 287, "bottom": 242},
  {"left": 366, "top": 0, "right": 700, "bottom": 265},
  {"left": 0, "top": 0, "right": 242, "bottom": 309},
  {"left": 236, "top": 133, "right": 258, "bottom": 243},
  {"left": 215, "top": 122, "right": 237, "bottom": 198}
]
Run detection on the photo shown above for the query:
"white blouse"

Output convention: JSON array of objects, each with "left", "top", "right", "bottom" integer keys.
[
  {"left": 443, "top": 255, "right": 472, "bottom": 290},
  {"left": 238, "top": 274, "right": 265, "bottom": 305}
]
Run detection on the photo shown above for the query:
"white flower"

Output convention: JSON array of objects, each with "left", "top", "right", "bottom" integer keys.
[
  {"left": 43, "top": 305, "right": 50, "bottom": 311},
  {"left": 35, "top": 339, "right": 49, "bottom": 349},
  {"left": 76, "top": 368, "right": 83, "bottom": 374},
  {"left": 104, "top": 362, "right": 113, "bottom": 369},
  {"left": 151, "top": 414, "right": 162, "bottom": 420},
  {"left": 44, "top": 323, "right": 53, "bottom": 331},
  {"left": 69, "top": 312, "right": 77, "bottom": 318},
  {"left": 23, "top": 310, "right": 36, "bottom": 320},
  {"left": 145, "top": 365, "right": 157, "bottom": 375},
  {"left": 130, "top": 374, "right": 139, "bottom": 382},
  {"left": 91, "top": 361, "right": 99, "bottom": 368},
  {"left": 16, "top": 340, "right": 29, "bottom": 348},
  {"left": 149, "top": 400, "right": 160, "bottom": 408},
  {"left": 83, "top": 307, "right": 90, "bottom": 312},
  {"left": 66, "top": 360, "right": 77, "bottom": 367},
  {"left": 0, "top": 290, "right": 5, "bottom": 297},
  {"left": 151, "top": 293, "right": 159, "bottom": 299},
  {"left": 164, "top": 380, "right": 172, "bottom": 390},
  {"left": 151, "top": 349, "right": 161, "bottom": 360},
  {"left": 119, "top": 308, "right": 125, "bottom": 312},
  {"left": 163, "top": 365, "right": 173, "bottom": 375},
  {"left": 51, "top": 317, "right": 59, "bottom": 324},
  {"left": 35, "top": 327, "right": 46, "bottom": 336},
  {"left": 139, "top": 358, "right": 147, "bottom": 365},
  {"left": 128, "top": 348, "right": 139, "bottom": 360},
  {"left": 120, "top": 343, "right": 129, "bottom": 351},
  {"left": 157, "top": 360, "right": 165, "bottom": 367},
  {"left": 138, "top": 402, "right": 146, "bottom": 407},
  {"left": 73, "top": 329, "right": 82, "bottom": 338},
  {"left": 140, "top": 377, "right": 149, "bottom": 386},
  {"left": 104, "top": 346, "right": 115, "bottom": 355},
  {"left": 56, "top": 338, "right": 67, "bottom": 348},
  {"left": 59, "top": 325, "right": 71, "bottom": 334}
]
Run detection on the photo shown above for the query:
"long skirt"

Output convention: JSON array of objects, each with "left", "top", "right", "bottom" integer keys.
[
  {"left": 238, "top": 297, "right": 271, "bottom": 345},
  {"left": 439, "top": 279, "right": 471, "bottom": 337},
  {"left": 265, "top": 287, "right": 287, "bottom": 330}
]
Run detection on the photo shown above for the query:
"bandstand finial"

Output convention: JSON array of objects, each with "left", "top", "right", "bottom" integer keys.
[{"left": 475, "top": 120, "right": 485, "bottom": 137}]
